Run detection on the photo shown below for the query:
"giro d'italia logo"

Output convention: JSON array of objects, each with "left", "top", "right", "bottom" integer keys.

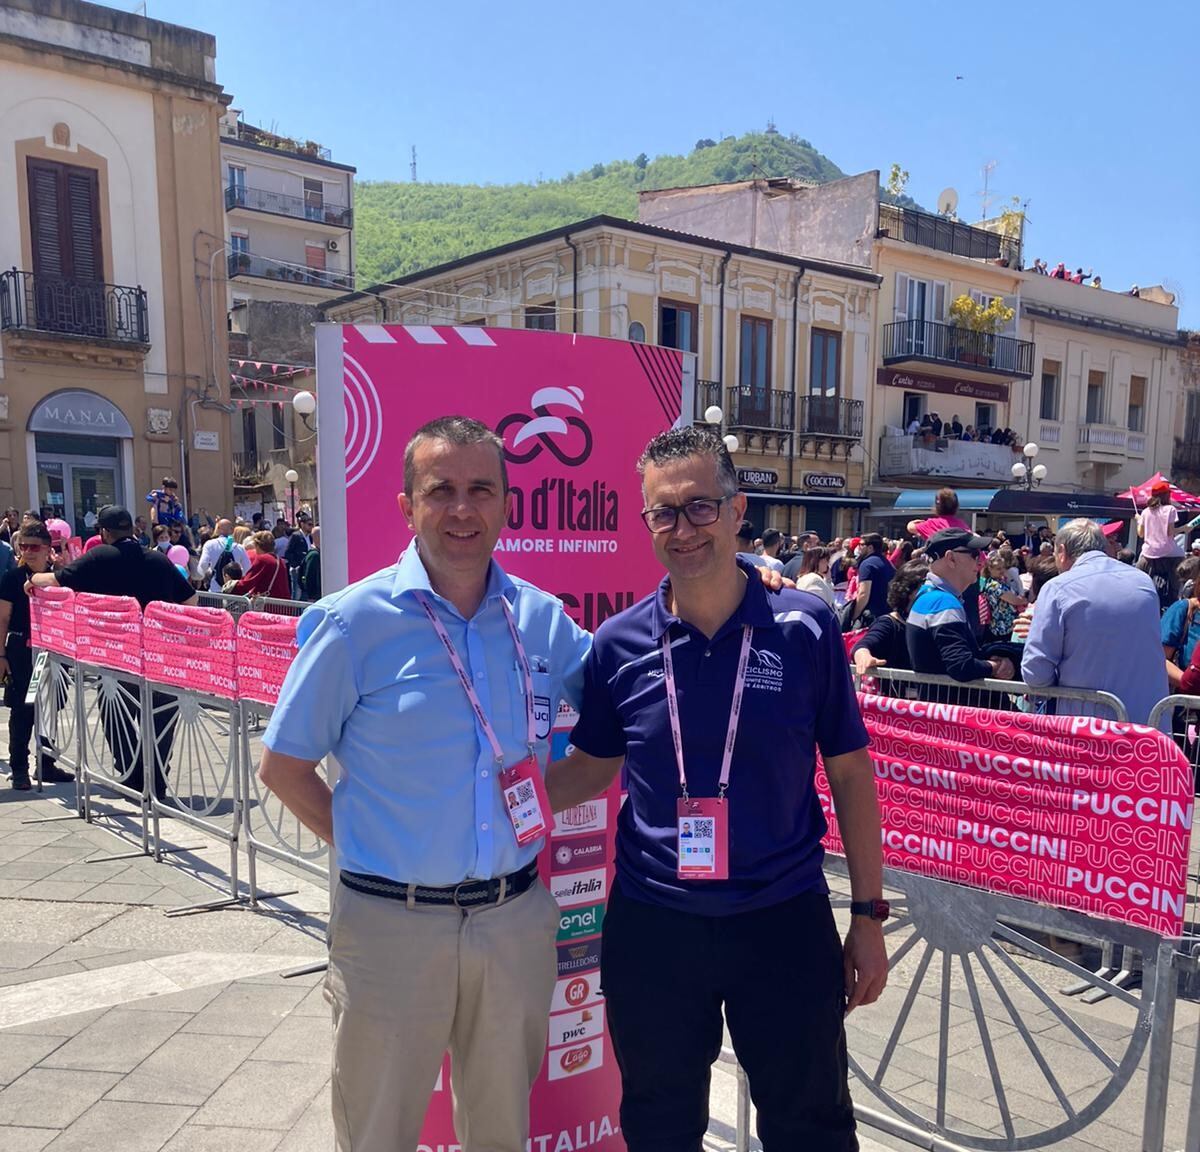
[{"left": 498, "top": 386, "right": 593, "bottom": 466}]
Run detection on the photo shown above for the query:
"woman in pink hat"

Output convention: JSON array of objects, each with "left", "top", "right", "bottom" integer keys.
[{"left": 1137, "top": 481, "right": 1184, "bottom": 612}]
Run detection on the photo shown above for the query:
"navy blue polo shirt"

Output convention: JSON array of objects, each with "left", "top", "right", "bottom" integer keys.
[{"left": 570, "top": 559, "right": 868, "bottom": 915}]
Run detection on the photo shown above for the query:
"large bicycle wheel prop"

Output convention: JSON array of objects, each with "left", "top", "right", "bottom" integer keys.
[
  {"left": 818, "top": 695, "right": 1193, "bottom": 1149},
  {"left": 36, "top": 654, "right": 79, "bottom": 773}
]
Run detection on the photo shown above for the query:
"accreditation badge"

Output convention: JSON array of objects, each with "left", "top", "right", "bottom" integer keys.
[
  {"left": 500, "top": 756, "right": 551, "bottom": 846},
  {"left": 675, "top": 796, "right": 728, "bottom": 881}
]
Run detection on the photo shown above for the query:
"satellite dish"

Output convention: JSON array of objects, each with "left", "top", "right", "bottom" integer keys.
[{"left": 938, "top": 187, "right": 959, "bottom": 217}]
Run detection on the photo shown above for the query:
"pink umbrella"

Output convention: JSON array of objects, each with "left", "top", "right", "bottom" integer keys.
[{"left": 1116, "top": 472, "right": 1200, "bottom": 509}]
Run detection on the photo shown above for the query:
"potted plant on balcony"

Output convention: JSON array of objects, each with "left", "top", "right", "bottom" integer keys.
[{"left": 948, "top": 294, "right": 1014, "bottom": 366}]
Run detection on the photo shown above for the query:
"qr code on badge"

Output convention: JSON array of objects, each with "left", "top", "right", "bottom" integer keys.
[
  {"left": 691, "top": 818, "right": 714, "bottom": 839},
  {"left": 510, "top": 780, "right": 535, "bottom": 806}
]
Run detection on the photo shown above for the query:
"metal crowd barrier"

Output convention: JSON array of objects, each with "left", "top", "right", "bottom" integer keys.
[
  {"left": 250, "top": 595, "right": 309, "bottom": 617},
  {"left": 852, "top": 665, "right": 1129, "bottom": 720},
  {"left": 196, "top": 590, "right": 253, "bottom": 619}
]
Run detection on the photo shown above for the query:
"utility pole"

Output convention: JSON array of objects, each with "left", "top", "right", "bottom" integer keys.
[{"left": 410, "top": 146, "right": 417, "bottom": 183}]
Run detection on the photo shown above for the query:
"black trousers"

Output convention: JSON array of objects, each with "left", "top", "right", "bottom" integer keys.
[
  {"left": 4, "top": 640, "right": 51, "bottom": 776},
  {"left": 100, "top": 677, "right": 177, "bottom": 799},
  {"left": 601, "top": 881, "right": 857, "bottom": 1152}
]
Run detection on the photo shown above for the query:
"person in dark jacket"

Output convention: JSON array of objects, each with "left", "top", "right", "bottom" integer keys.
[
  {"left": 906, "top": 529, "right": 1014, "bottom": 690},
  {"left": 851, "top": 559, "right": 929, "bottom": 679},
  {"left": 300, "top": 526, "right": 321, "bottom": 601}
]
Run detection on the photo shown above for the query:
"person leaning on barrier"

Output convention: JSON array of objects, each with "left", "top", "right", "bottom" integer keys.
[
  {"left": 1, "top": 521, "right": 74, "bottom": 789},
  {"left": 1021, "top": 519, "right": 1167, "bottom": 726},
  {"left": 545, "top": 426, "right": 886, "bottom": 1152},
  {"left": 851, "top": 558, "right": 929, "bottom": 679},
  {"left": 26, "top": 505, "right": 197, "bottom": 797},
  {"left": 254, "top": 416, "right": 594, "bottom": 1152},
  {"left": 906, "top": 529, "right": 1014, "bottom": 685}
]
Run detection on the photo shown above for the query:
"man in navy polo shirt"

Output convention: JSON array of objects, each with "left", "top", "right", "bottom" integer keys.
[{"left": 547, "top": 427, "right": 887, "bottom": 1152}]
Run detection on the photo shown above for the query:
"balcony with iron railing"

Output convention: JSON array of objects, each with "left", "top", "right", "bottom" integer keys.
[
  {"left": 225, "top": 184, "right": 352, "bottom": 228},
  {"left": 1174, "top": 436, "right": 1200, "bottom": 476},
  {"left": 726, "top": 385, "right": 794, "bottom": 432},
  {"left": 881, "top": 319, "right": 1035, "bottom": 379},
  {"left": 694, "top": 379, "right": 722, "bottom": 420},
  {"left": 797, "top": 395, "right": 863, "bottom": 439},
  {"left": 227, "top": 252, "right": 351, "bottom": 291},
  {"left": 878, "top": 202, "right": 1021, "bottom": 267},
  {"left": 0, "top": 269, "right": 148, "bottom": 345}
]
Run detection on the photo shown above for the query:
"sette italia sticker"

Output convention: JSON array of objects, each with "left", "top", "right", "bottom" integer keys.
[{"left": 550, "top": 867, "right": 607, "bottom": 908}]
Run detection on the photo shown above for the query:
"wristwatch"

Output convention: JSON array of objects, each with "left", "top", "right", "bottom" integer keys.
[{"left": 849, "top": 899, "right": 891, "bottom": 921}]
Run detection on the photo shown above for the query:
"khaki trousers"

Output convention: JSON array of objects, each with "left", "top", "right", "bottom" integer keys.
[{"left": 324, "top": 876, "right": 561, "bottom": 1152}]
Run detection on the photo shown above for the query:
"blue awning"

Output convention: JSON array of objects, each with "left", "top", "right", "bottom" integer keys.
[{"left": 892, "top": 488, "right": 1000, "bottom": 512}]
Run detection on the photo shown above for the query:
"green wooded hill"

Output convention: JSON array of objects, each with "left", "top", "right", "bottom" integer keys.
[{"left": 354, "top": 130, "right": 875, "bottom": 289}]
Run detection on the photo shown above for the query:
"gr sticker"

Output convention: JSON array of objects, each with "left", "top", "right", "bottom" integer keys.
[{"left": 551, "top": 973, "right": 603, "bottom": 1013}]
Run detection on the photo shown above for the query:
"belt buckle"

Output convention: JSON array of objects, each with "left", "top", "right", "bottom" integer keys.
[{"left": 451, "top": 881, "right": 472, "bottom": 910}]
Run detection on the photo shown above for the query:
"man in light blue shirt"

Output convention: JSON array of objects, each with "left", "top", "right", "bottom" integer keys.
[
  {"left": 1022, "top": 519, "right": 1167, "bottom": 726},
  {"left": 259, "top": 416, "right": 591, "bottom": 1152}
]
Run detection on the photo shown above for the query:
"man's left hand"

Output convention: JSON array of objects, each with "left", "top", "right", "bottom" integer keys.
[{"left": 844, "top": 918, "right": 888, "bottom": 1013}]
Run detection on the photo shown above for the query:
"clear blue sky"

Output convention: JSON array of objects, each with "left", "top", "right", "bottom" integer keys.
[{"left": 149, "top": 0, "right": 1199, "bottom": 326}]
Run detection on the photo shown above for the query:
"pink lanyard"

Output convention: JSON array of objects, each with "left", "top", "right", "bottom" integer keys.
[
  {"left": 415, "top": 591, "right": 535, "bottom": 765},
  {"left": 661, "top": 625, "right": 752, "bottom": 800}
]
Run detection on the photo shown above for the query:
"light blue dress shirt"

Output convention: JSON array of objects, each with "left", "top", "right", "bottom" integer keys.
[
  {"left": 263, "top": 546, "right": 592, "bottom": 884},
  {"left": 1020, "top": 550, "right": 1168, "bottom": 726}
]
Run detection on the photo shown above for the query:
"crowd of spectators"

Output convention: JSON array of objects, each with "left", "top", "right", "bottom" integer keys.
[{"left": 906, "top": 413, "right": 1022, "bottom": 447}]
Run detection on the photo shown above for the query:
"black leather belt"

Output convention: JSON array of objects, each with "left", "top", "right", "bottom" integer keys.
[{"left": 340, "top": 859, "right": 539, "bottom": 909}]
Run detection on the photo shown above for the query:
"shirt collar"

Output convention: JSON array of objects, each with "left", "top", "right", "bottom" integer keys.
[
  {"left": 649, "top": 555, "right": 778, "bottom": 640},
  {"left": 924, "top": 571, "right": 956, "bottom": 594},
  {"left": 391, "top": 542, "right": 516, "bottom": 615}
]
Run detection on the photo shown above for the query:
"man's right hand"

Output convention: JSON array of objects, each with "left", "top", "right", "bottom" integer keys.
[
  {"left": 853, "top": 650, "right": 884, "bottom": 676},
  {"left": 989, "top": 656, "right": 1015, "bottom": 680}
]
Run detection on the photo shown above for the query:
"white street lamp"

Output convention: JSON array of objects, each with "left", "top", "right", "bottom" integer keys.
[
  {"left": 284, "top": 468, "right": 299, "bottom": 523},
  {"left": 1032, "top": 464, "right": 1047, "bottom": 482},
  {"left": 723, "top": 434, "right": 740, "bottom": 454},
  {"left": 1022, "top": 441, "right": 1039, "bottom": 458},
  {"left": 292, "top": 390, "right": 316, "bottom": 417},
  {"left": 703, "top": 405, "right": 724, "bottom": 426},
  {"left": 1011, "top": 461, "right": 1028, "bottom": 480}
]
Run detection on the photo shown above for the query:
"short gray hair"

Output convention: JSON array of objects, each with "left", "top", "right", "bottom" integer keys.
[
  {"left": 636, "top": 427, "right": 738, "bottom": 496},
  {"left": 403, "top": 415, "right": 508, "bottom": 497},
  {"left": 1055, "top": 519, "right": 1106, "bottom": 560}
]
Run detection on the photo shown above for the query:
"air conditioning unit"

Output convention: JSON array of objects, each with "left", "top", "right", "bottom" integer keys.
[{"left": 327, "top": 239, "right": 339, "bottom": 253}]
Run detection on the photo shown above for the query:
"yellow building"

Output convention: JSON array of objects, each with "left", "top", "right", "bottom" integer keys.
[
  {"left": 323, "top": 216, "right": 880, "bottom": 539},
  {"left": 0, "top": 0, "right": 231, "bottom": 530}
]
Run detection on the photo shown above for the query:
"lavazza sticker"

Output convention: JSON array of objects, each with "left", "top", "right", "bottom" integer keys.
[
  {"left": 551, "top": 867, "right": 607, "bottom": 908},
  {"left": 548, "top": 1004, "right": 606, "bottom": 1048},
  {"left": 553, "top": 798, "right": 608, "bottom": 837},
  {"left": 552, "top": 973, "right": 603, "bottom": 1013}
]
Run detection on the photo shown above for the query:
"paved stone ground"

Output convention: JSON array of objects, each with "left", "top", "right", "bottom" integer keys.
[{"left": 0, "top": 772, "right": 1196, "bottom": 1152}]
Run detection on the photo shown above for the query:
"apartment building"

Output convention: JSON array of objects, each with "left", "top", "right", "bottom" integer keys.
[
  {"left": 0, "top": 0, "right": 231, "bottom": 529},
  {"left": 639, "top": 175, "right": 1184, "bottom": 530},
  {"left": 321, "top": 215, "right": 880, "bottom": 539},
  {"left": 220, "top": 111, "right": 354, "bottom": 521}
]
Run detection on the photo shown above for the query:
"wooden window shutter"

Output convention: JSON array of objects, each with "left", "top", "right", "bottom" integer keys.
[
  {"left": 27, "top": 160, "right": 64, "bottom": 278},
  {"left": 66, "top": 168, "right": 101, "bottom": 282}
]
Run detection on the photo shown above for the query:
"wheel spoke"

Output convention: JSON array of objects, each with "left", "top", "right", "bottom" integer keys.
[
  {"left": 885, "top": 925, "right": 922, "bottom": 972},
  {"left": 961, "top": 952, "right": 1014, "bottom": 1140},
  {"left": 993, "top": 922, "right": 1140, "bottom": 1010},
  {"left": 875, "top": 938, "right": 936, "bottom": 1084},
  {"left": 935, "top": 950, "right": 950, "bottom": 1127}
]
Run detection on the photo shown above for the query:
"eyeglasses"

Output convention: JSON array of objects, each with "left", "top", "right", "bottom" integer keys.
[
  {"left": 949, "top": 548, "right": 981, "bottom": 560},
  {"left": 640, "top": 496, "right": 732, "bottom": 534},
  {"left": 18, "top": 543, "right": 47, "bottom": 552}
]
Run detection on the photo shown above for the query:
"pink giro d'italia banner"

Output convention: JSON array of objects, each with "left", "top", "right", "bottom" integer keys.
[
  {"left": 315, "top": 323, "right": 694, "bottom": 1152},
  {"left": 816, "top": 696, "right": 1194, "bottom": 939}
]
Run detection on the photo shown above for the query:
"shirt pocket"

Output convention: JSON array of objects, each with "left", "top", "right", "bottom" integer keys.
[{"left": 510, "top": 662, "right": 553, "bottom": 746}]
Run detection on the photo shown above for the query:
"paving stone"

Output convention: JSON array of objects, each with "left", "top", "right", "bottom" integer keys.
[
  {"left": 291, "top": 983, "right": 330, "bottom": 1017},
  {"left": 39, "top": 1100, "right": 191, "bottom": 1152},
  {"left": 0, "top": 1034, "right": 65, "bottom": 1086},
  {"left": 2, "top": 1008, "right": 108, "bottom": 1037},
  {"left": 5, "top": 861, "right": 76, "bottom": 882},
  {"left": 41, "top": 1009, "right": 184, "bottom": 1074},
  {"left": 0, "top": 879, "right": 32, "bottom": 898},
  {"left": 119, "top": 983, "right": 227, "bottom": 1015},
  {"left": 75, "top": 883, "right": 168, "bottom": 905},
  {"left": 0, "top": 902, "right": 122, "bottom": 947},
  {"left": 0, "top": 962, "right": 89, "bottom": 990},
  {"left": 182, "top": 983, "right": 307, "bottom": 1038},
  {"left": 158, "top": 1126, "right": 281, "bottom": 1152},
  {"left": 10, "top": 881, "right": 99, "bottom": 902},
  {"left": 0, "top": 1127, "right": 58, "bottom": 1151},
  {"left": 191, "top": 1059, "right": 330, "bottom": 1129},
  {"left": 0, "top": 943, "right": 63, "bottom": 970},
  {"left": 106, "top": 1032, "right": 259, "bottom": 1107},
  {"left": 281, "top": 1085, "right": 333, "bottom": 1152},
  {"left": 0, "top": 1068, "right": 120, "bottom": 1128},
  {"left": 250, "top": 1014, "right": 330, "bottom": 1064}
]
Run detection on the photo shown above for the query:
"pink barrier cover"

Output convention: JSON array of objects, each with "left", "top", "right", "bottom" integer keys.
[
  {"left": 816, "top": 694, "right": 1195, "bottom": 939},
  {"left": 74, "top": 593, "right": 142, "bottom": 676},
  {"left": 142, "top": 603, "right": 237, "bottom": 699},
  {"left": 29, "top": 586, "right": 76, "bottom": 658},
  {"left": 236, "top": 611, "right": 300, "bottom": 707}
]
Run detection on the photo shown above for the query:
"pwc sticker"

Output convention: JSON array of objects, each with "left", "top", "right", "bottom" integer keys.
[
  {"left": 558, "top": 901, "right": 605, "bottom": 942},
  {"left": 556, "top": 937, "right": 602, "bottom": 978},
  {"left": 553, "top": 798, "right": 608, "bottom": 837},
  {"left": 548, "top": 1004, "right": 605, "bottom": 1048},
  {"left": 551, "top": 972, "right": 603, "bottom": 1013},
  {"left": 552, "top": 833, "right": 608, "bottom": 873},
  {"left": 548, "top": 1034, "right": 606, "bottom": 1081},
  {"left": 550, "top": 867, "right": 606, "bottom": 908}
]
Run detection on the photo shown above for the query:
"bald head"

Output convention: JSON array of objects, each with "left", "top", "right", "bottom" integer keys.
[{"left": 216, "top": 518, "right": 233, "bottom": 535}]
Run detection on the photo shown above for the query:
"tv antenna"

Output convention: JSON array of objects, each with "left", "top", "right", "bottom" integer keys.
[
  {"left": 410, "top": 146, "right": 417, "bottom": 183},
  {"left": 937, "top": 187, "right": 959, "bottom": 218},
  {"left": 977, "top": 161, "right": 997, "bottom": 220}
]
